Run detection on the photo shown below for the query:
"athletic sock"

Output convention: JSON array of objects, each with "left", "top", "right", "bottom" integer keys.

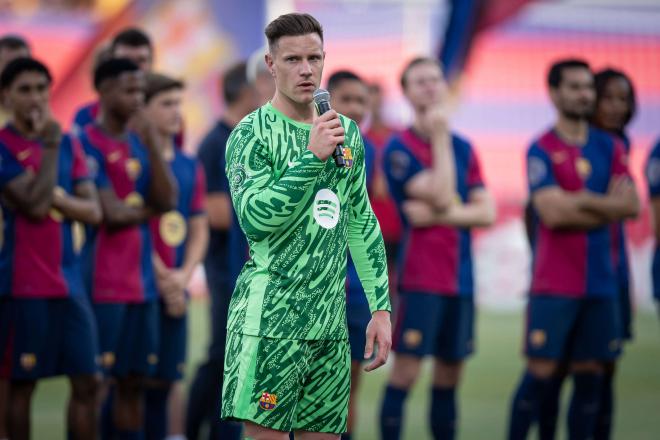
[
  {"left": 379, "top": 385, "right": 408, "bottom": 440},
  {"left": 508, "top": 371, "right": 551, "bottom": 440},
  {"left": 116, "top": 430, "right": 144, "bottom": 440},
  {"left": 430, "top": 386, "right": 457, "bottom": 440},
  {"left": 568, "top": 373, "right": 603, "bottom": 440},
  {"left": 100, "top": 386, "right": 116, "bottom": 440},
  {"left": 144, "top": 386, "right": 170, "bottom": 440},
  {"left": 538, "top": 375, "right": 564, "bottom": 440},
  {"left": 593, "top": 371, "right": 614, "bottom": 440}
]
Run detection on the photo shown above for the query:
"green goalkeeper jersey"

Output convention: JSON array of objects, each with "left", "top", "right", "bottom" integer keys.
[{"left": 225, "top": 102, "right": 390, "bottom": 341}]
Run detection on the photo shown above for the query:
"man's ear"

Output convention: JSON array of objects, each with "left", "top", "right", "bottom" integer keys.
[{"left": 265, "top": 52, "right": 275, "bottom": 77}]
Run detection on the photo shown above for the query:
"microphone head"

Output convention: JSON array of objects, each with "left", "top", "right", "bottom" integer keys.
[{"left": 313, "top": 88, "right": 330, "bottom": 104}]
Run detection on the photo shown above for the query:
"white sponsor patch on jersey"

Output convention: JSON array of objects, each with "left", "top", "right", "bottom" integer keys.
[{"left": 313, "top": 188, "right": 340, "bottom": 229}]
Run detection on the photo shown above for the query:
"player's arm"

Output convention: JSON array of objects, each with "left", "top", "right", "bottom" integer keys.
[
  {"left": 198, "top": 136, "right": 232, "bottom": 230},
  {"left": 402, "top": 187, "right": 496, "bottom": 228},
  {"left": 134, "top": 112, "right": 177, "bottom": 213},
  {"left": 226, "top": 124, "right": 325, "bottom": 242},
  {"left": 2, "top": 120, "right": 61, "bottom": 220},
  {"left": 53, "top": 181, "right": 102, "bottom": 225},
  {"left": 347, "top": 124, "right": 391, "bottom": 372},
  {"left": 97, "top": 187, "right": 154, "bottom": 228},
  {"left": 403, "top": 108, "right": 455, "bottom": 211}
]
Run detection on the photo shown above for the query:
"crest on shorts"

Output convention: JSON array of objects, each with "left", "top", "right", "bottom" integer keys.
[
  {"left": 403, "top": 329, "right": 422, "bottom": 349},
  {"left": 259, "top": 392, "right": 278, "bottom": 410},
  {"left": 530, "top": 329, "right": 546, "bottom": 348},
  {"left": 20, "top": 353, "right": 37, "bottom": 371},
  {"left": 342, "top": 147, "right": 354, "bottom": 169}
]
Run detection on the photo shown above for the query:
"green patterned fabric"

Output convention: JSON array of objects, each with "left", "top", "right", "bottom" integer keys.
[
  {"left": 225, "top": 102, "right": 390, "bottom": 341},
  {"left": 222, "top": 331, "right": 351, "bottom": 433}
]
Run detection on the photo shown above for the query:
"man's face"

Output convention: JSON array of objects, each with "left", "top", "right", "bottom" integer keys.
[
  {"left": 0, "top": 46, "right": 30, "bottom": 72},
  {"left": 266, "top": 33, "right": 324, "bottom": 105},
  {"left": 551, "top": 67, "right": 595, "bottom": 120},
  {"left": 594, "top": 77, "right": 631, "bottom": 132},
  {"left": 113, "top": 44, "right": 153, "bottom": 72},
  {"left": 330, "top": 79, "right": 369, "bottom": 125},
  {"left": 145, "top": 88, "right": 183, "bottom": 136},
  {"left": 4, "top": 70, "right": 50, "bottom": 126},
  {"left": 102, "top": 71, "right": 145, "bottom": 121},
  {"left": 403, "top": 62, "right": 447, "bottom": 111}
]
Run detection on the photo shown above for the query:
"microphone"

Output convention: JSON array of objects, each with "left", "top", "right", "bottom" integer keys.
[{"left": 312, "top": 88, "right": 346, "bottom": 168}]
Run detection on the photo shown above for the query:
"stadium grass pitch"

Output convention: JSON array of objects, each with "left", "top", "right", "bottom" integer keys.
[{"left": 31, "top": 300, "right": 660, "bottom": 439}]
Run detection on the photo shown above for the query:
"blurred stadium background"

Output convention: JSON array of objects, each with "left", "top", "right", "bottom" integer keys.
[{"left": 1, "top": 0, "right": 659, "bottom": 439}]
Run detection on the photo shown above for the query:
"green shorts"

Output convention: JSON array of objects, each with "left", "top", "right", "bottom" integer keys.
[{"left": 221, "top": 331, "right": 351, "bottom": 433}]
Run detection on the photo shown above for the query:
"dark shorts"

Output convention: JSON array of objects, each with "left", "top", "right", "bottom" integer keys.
[
  {"left": 8, "top": 296, "right": 99, "bottom": 380},
  {"left": 94, "top": 301, "right": 159, "bottom": 378},
  {"left": 0, "top": 296, "right": 13, "bottom": 379},
  {"left": 153, "top": 302, "right": 187, "bottom": 381},
  {"left": 525, "top": 295, "right": 622, "bottom": 361},
  {"left": 618, "top": 285, "right": 633, "bottom": 341},
  {"left": 392, "top": 292, "right": 475, "bottom": 361},
  {"left": 346, "top": 299, "right": 371, "bottom": 362}
]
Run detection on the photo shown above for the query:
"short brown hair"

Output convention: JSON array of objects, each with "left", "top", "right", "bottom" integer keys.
[
  {"left": 264, "top": 13, "right": 323, "bottom": 51},
  {"left": 400, "top": 56, "right": 441, "bottom": 89},
  {"left": 144, "top": 72, "right": 184, "bottom": 103}
]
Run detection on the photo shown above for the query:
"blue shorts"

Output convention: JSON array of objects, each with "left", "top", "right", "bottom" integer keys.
[
  {"left": 618, "top": 285, "right": 633, "bottom": 341},
  {"left": 392, "top": 292, "right": 475, "bottom": 361},
  {"left": 346, "top": 299, "right": 371, "bottom": 362},
  {"left": 525, "top": 295, "right": 622, "bottom": 361},
  {"left": 153, "top": 302, "right": 187, "bottom": 381},
  {"left": 8, "top": 296, "right": 99, "bottom": 380},
  {"left": 0, "top": 297, "right": 13, "bottom": 379},
  {"left": 94, "top": 301, "right": 159, "bottom": 378}
]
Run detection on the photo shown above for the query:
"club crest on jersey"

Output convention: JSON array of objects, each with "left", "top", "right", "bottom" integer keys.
[
  {"left": 125, "top": 158, "right": 142, "bottom": 181},
  {"left": 576, "top": 158, "right": 591, "bottom": 180},
  {"left": 259, "top": 392, "right": 277, "bottom": 410},
  {"left": 342, "top": 147, "right": 353, "bottom": 168},
  {"left": 160, "top": 210, "right": 187, "bottom": 247}
]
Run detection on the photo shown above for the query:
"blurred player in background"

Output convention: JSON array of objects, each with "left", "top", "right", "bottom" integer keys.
[
  {"left": 0, "top": 58, "right": 102, "bottom": 440},
  {"left": 142, "top": 73, "right": 208, "bottom": 440},
  {"left": 222, "top": 13, "right": 391, "bottom": 439},
  {"left": 380, "top": 57, "right": 495, "bottom": 440},
  {"left": 247, "top": 46, "right": 277, "bottom": 107},
  {"left": 508, "top": 59, "right": 639, "bottom": 440},
  {"left": 186, "top": 61, "right": 258, "bottom": 440},
  {"left": 647, "top": 136, "right": 660, "bottom": 318},
  {"left": 72, "top": 28, "right": 154, "bottom": 135},
  {"left": 78, "top": 58, "right": 176, "bottom": 440},
  {"left": 0, "top": 32, "right": 31, "bottom": 440},
  {"left": 0, "top": 34, "right": 31, "bottom": 126},
  {"left": 537, "top": 67, "right": 638, "bottom": 440},
  {"left": 325, "top": 69, "right": 376, "bottom": 440},
  {"left": 365, "top": 82, "right": 402, "bottom": 282}
]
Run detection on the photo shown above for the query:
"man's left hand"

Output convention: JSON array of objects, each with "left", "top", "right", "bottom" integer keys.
[{"left": 363, "top": 310, "right": 392, "bottom": 372}]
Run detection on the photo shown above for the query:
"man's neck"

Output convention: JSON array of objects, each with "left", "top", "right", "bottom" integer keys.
[
  {"left": 154, "top": 130, "right": 175, "bottom": 161},
  {"left": 271, "top": 91, "right": 314, "bottom": 124},
  {"left": 98, "top": 112, "right": 128, "bottom": 138},
  {"left": 555, "top": 115, "right": 588, "bottom": 146},
  {"left": 12, "top": 118, "right": 38, "bottom": 140},
  {"left": 223, "top": 106, "right": 246, "bottom": 128},
  {"left": 412, "top": 112, "right": 430, "bottom": 141}
]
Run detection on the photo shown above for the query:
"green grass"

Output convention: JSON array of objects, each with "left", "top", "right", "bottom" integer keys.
[{"left": 31, "top": 300, "right": 660, "bottom": 439}]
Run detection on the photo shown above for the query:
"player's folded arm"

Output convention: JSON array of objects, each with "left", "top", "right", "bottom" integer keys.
[{"left": 531, "top": 186, "right": 606, "bottom": 230}]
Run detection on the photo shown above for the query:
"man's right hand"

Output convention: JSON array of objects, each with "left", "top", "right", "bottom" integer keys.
[
  {"left": 308, "top": 109, "right": 345, "bottom": 162},
  {"left": 31, "top": 109, "right": 62, "bottom": 148}
]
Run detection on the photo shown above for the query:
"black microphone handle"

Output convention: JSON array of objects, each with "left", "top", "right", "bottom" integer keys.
[{"left": 315, "top": 100, "right": 346, "bottom": 168}]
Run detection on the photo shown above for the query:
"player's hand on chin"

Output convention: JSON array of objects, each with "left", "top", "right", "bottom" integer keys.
[{"left": 363, "top": 310, "right": 392, "bottom": 372}]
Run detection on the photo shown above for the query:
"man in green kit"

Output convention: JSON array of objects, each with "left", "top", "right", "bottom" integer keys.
[{"left": 221, "top": 12, "right": 392, "bottom": 440}]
